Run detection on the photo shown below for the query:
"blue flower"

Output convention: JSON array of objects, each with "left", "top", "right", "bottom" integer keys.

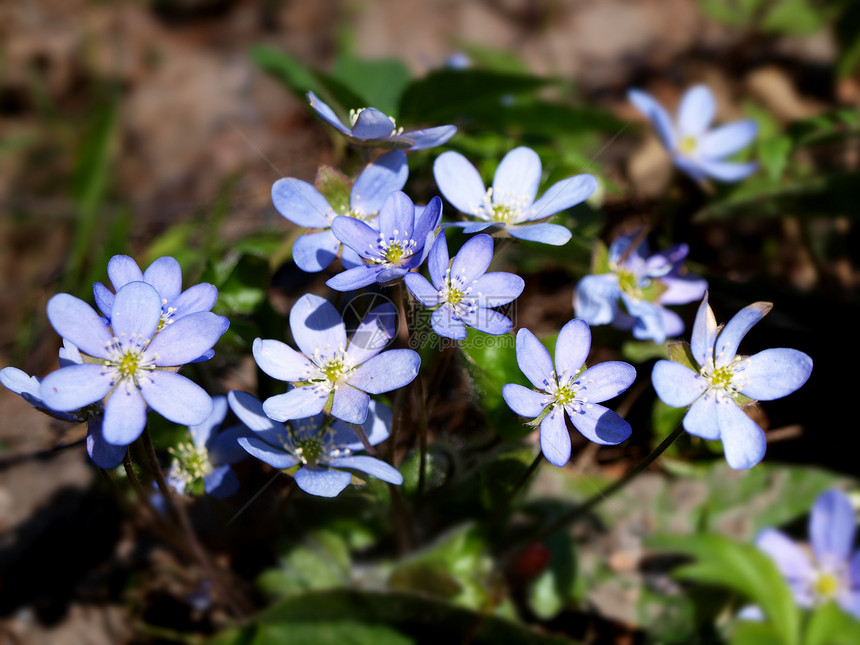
[
  {"left": 502, "top": 320, "right": 636, "bottom": 467},
  {"left": 307, "top": 91, "right": 456, "bottom": 151},
  {"left": 252, "top": 293, "right": 420, "bottom": 425},
  {"left": 433, "top": 146, "right": 597, "bottom": 246},
  {"left": 326, "top": 192, "right": 443, "bottom": 291},
  {"left": 1, "top": 341, "right": 126, "bottom": 468},
  {"left": 38, "top": 281, "right": 229, "bottom": 446},
  {"left": 167, "top": 396, "right": 251, "bottom": 498},
  {"left": 756, "top": 489, "right": 860, "bottom": 617},
  {"left": 651, "top": 294, "right": 812, "bottom": 469},
  {"left": 94, "top": 256, "right": 218, "bottom": 336},
  {"left": 229, "top": 391, "right": 402, "bottom": 498},
  {"left": 574, "top": 232, "right": 707, "bottom": 343},
  {"left": 628, "top": 84, "right": 758, "bottom": 183},
  {"left": 403, "top": 231, "right": 524, "bottom": 340},
  {"left": 272, "top": 150, "right": 409, "bottom": 272}
]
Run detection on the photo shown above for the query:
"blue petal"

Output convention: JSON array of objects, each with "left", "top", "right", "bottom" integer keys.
[
  {"left": 271, "top": 178, "right": 333, "bottom": 228},
  {"left": 107, "top": 255, "right": 143, "bottom": 291},
  {"left": 756, "top": 528, "right": 816, "bottom": 590},
  {"left": 451, "top": 234, "right": 493, "bottom": 285},
  {"left": 351, "top": 150, "right": 409, "bottom": 215},
  {"left": 294, "top": 466, "right": 352, "bottom": 497},
  {"left": 577, "top": 361, "right": 636, "bottom": 404},
  {"left": 331, "top": 385, "right": 370, "bottom": 424},
  {"left": 433, "top": 151, "right": 486, "bottom": 215},
  {"left": 306, "top": 92, "right": 350, "bottom": 134},
  {"left": 325, "top": 455, "right": 403, "bottom": 484},
  {"left": 86, "top": 417, "right": 127, "bottom": 468},
  {"left": 93, "top": 282, "right": 114, "bottom": 318},
  {"left": 400, "top": 125, "right": 457, "bottom": 151},
  {"left": 351, "top": 108, "right": 395, "bottom": 139},
  {"left": 623, "top": 297, "right": 668, "bottom": 344},
  {"left": 652, "top": 360, "right": 706, "bottom": 408},
  {"left": 460, "top": 307, "right": 512, "bottom": 336},
  {"left": 698, "top": 120, "right": 758, "bottom": 159},
  {"left": 227, "top": 390, "right": 288, "bottom": 446},
  {"left": 289, "top": 294, "right": 347, "bottom": 362},
  {"left": 189, "top": 395, "right": 227, "bottom": 449},
  {"left": 431, "top": 305, "right": 467, "bottom": 340},
  {"left": 348, "top": 349, "right": 420, "bottom": 394},
  {"left": 690, "top": 294, "right": 717, "bottom": 367},
  {"left": 526, "top": 174, "right": 597, "bottom": 220},
  {"left": 47, "top": 294, "right": 113, "bottom": 359},
  {"left": 426, "top": 229, "right": 449, "bottom": 290},
  {"left": 209, "top": 425, "right": 254, "bottom": 465},
  {"left": 739, "top": 348, "right": 812, "bottom": 401},
  {"left": 411, "top": 196, "right": 442, "bottom": 248},
  {"left": 345, "top": 301, "right": 398, "bottom": 366},
  {"left": 103, "top": 386, "right": 147, "bottom": 445},
  {"left": 238, "top": 435, "right": 299, "bottom": 469},
  {"left": 252, "top": 338, "right": 315, "bottom": 382},
  {"left": 293, "top": 230, "right": 341, "bottom": 272},
  {"left": 110, "top": 281, "right": 162, "bottom": 340},
  {"left": 810, "top": 489, "right": 857, "bottom": 567},
  {"left": 715, "top": 398, "right": 766, "bottom": 469},
  {"left": 204, "top": 464, "right": 240, "bottom": 498},
  {"left": 660, "top": 275, "right": 708, "bottom": 306},
  {"left": 404, "top": 273, "right": 443, "bottom": 308},
  {"left": 493, "top": 147, "right": 541, "bottom": 209},
  {"left": 326, "top": 266, "right": 381, "bottom": 291},
  {"left": 677, "top": 85, "right": 715, "bottom": 137},
  {"left": 714, "top": 301, "right": 772, "bottom": 368},
  {"left": 696, "top": 159, "right": 759, "bottom": 182},
  {"left": 568, "top": 404, "right": 632, "bottom": 446},
  {"left": 508, "top": 223, "right": 572, "bottom": 246},
  {"left": 628, "top": 89, "right": 676, "bottom": 150},
  {"left": 331, "top": 215, "right": 381, "bottom": 260},
  {"left": 470, "top": 272, "right": 524, "bottom": 307},
  {"left": 554, "top": 319, "right": 591, "bottom": 379},
  {"left": 0, "top": 366, "right": 42, "bottom": 399},
  {"left": 515, "top": 328, "right": 553, "bottom": 390},
  {"left": 143, "top": 257, "right": 182, "bottom": 302},
  {"left": 673, "top": 155, "right": 709, "bottom": 182},
  {"left": 683, "top": 391, "right": 720, "bottom": 440},
  {"left": 263, "top": 386, "right": 329, "bottom": 421},
  {"left": 141, "top": 370, "right": 213, "bottom": 426},
  {"left": 540, "top": 407, "right": 571, "bottom": 467},
  {"left": 40, "top": 364, "right": 112, "bottom": 411},
  {"left": 171, "top": 283, "right": 218, "bottom": 318},
  {"left": 574, "top": 275, "right": 620, "bottom": 326},
  {"left": 460, "top": 221, "right": 500, "bottom": 234},
  {"left": 502, "top": 384, "right": 547, "bottom": 418},
  {"left": 147, "top": 312, "right": 227, "bottom": 366}
]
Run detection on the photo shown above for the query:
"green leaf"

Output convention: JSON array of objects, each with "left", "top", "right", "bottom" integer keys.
[
  {"left": 233, "top": 588, "right": 579, "bottom": 644},
  {"left": 315, "top": 165, "right": 352, "bottom": 215},
  {"left": 526, "top": 531, "right": 577, "bottom": 620},
  {"left": 758, "top": 136, "right": 793, "bottom": 183},
  {"left": 250, "top": 45, "right": 321, "bottom": 98},
  {"left": 212, "top": 253, "right": 271, "bottom": 315},
  {"left": 835, "top": 1, "right": 860, "bottom": 77},
  {"left": 330, "top": 55, "right": 412, "bottom": 116},
  {"left": 667, "top": 341, "right": 698, "bottom": 370},
  {"left": 648, "top": 533, "right": 800, "bottom": 645},
  {"left": 398, "top": 69, "right": 551, "bottom": 123},
  {"left": 804, "top": 600, "right": 860, "bottom": 645},
  {"left": 621, "top": 340, "right": 670, "bottom": 364},
  {"left": 732, "top": 620, "right": 788, "bottom": 645},
  {"left": 761, "top": 0, "right": 830, "bottom": 36},
  {"left": 257, "top": 531, "right": 351, "bottom": 599}
]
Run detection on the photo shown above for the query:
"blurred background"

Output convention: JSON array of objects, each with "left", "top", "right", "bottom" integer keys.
[{"left": 1, "top": 0, "right": 859, "bottom": 643}]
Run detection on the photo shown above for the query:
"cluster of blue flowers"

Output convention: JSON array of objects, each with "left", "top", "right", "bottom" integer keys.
[{"left": 1, "top": 83, "right": 813, "bottom": 509}]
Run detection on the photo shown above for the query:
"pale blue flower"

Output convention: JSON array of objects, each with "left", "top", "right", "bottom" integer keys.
[
  {"left": 651, "top": 294, "right": 812, "bottom": 469},
  {"left": 167, "top": 396, "right": 251, "bottom": 498},
  {"left": 271, "top": 150, "right": 408, "bottom": 272},
  {"left": 307, "top": 91, "right": 456, "bottom": 150},
  {"left": 756, "top": 489, "right": 860, "bottom": 617},
  {"left": 1, "top": 341, "right": 125, "bottom": 468},
  {"left": 574, "top": 232, "right": 707, "bottom": 343},
  {"left": 39, "top": 281, "right": 229, "bottom": 446},
  {"left": 252, "top": 293, "right": 420, "bottom": 425},
  {"left": 326, "top": 192, "right": 442, "bottom": 291},
  {"left": 230, "top": 392, "right": 402, "bottom": 498},
  {"left": 628, "top": 84, "right": 758, "bottom": 182},
  {"left": 433, "top": 146, "right": 597, "bottom": 245},
  {"left": 503, "top": 320, "right": 636, "bottom": 467},
  {"left": 404, "top": 231, "right": 524, "bottom": 340}
]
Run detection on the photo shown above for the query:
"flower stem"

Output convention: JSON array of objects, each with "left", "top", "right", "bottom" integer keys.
[
  {"left": 488, "top": 451, "right": 543, "bottom": 529},
  {"left": 140, "top": 428, "right": 252, "bottom": 618}
]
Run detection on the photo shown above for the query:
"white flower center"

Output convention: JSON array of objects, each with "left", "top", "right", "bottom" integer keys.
[
  {"left": 543, "top": 367, "right": 592, "bottom": 413},
  {"left": 678, "top": 134, "right": 698, "bottom": 156},
  {"left": 700, "top": 355, "right": 750, "bottom": 401},
  {"left": 439, "top": 267, "right": 479, "bottom": 318},
  {"left": 471, "top": 187, "right": 529, "bottom": 225},
  {"left": 169, "top": 440, "right": 212, "bottom": 490},
  {"left": 305, "top": 346, "right": 355, "bottom": 394},
  {"left": 370, "top": 229, "right": 418, "bottom": 267},
  {"left": 102, "top": 333, "right": 157, "bottom": 391}
]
